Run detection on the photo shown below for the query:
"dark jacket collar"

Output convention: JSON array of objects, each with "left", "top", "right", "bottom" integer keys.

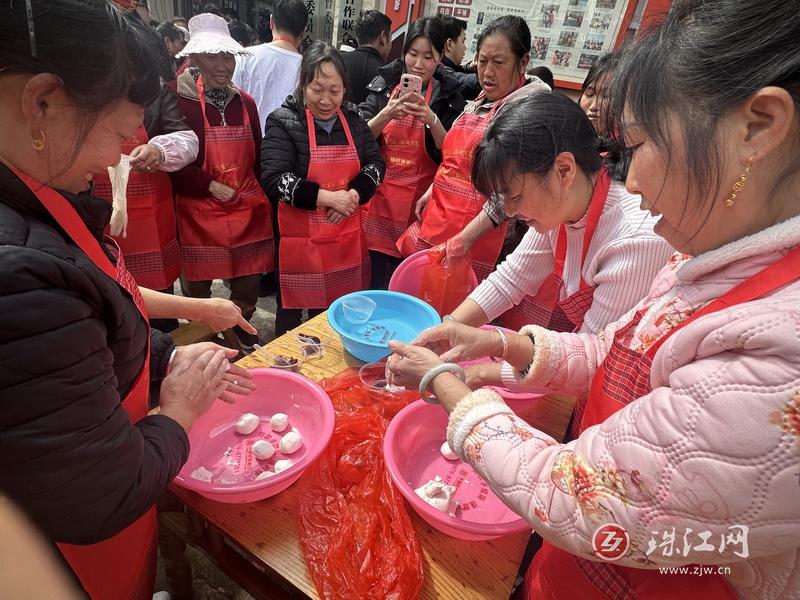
[
  {"left": 441, "top": 55, "right": 466, "bottom": 73},
  {"left": 354, "top": 45, "right": 383, "bottom": 60},
  {"left": 0, "top": 163, "right": 112, "bottom": 237},
  {"left": 368, "top": 59, "right": 463, "bottom": 99}
]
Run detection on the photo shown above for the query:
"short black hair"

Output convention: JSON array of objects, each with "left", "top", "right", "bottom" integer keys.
[
  {"left": 355, "top": 10, "right": 392, "bottom": 45},
  {"left": 201, "top": 3, "right": 223, "bottom": 16},
  {"left": 228, "top": 20, "right": 253, "bottom": 46},
  {"left": 528, "top": 65, "right": 554, "bottom": 88},
  {"left": 473, "top": 92, "right": 602, "bottom": 198},
  {"left": 273, "top": 0, "right": 308, "bottom": 38},
  {"left": 438, "top": 15, "right": 467, "bottom": 43}
]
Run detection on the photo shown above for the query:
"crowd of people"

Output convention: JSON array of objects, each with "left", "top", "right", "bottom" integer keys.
[{"left": 1, "top": 0, "right": 799, "bottom": 598}]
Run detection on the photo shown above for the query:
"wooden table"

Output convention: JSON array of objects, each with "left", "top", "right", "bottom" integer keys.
[{"left": 162, "top": 313, "right": 575, "bottom": 600}]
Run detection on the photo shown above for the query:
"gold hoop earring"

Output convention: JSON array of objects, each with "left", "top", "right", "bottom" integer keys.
[
  {"left": 31, "top": 130, "right": 46, "bottom": 151},
  {"left": 724, "top": 153, "right": 756, "bottom": 208}
]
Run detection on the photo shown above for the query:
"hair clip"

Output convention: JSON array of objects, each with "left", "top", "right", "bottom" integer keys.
[{"left": 24, "top": 0, "right": 37, "bottom": 58}]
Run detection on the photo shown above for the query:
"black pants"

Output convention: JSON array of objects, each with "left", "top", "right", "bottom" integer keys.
[
  {"left": 369, "top": 250, "right": 402, "bottom": 291},
  {"left": 181, "top": 274, "right": 260, "bottom": 320}
]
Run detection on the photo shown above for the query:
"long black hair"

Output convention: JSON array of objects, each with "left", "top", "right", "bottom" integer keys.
[
  {"left": 472, "top": 92, "right": 602, "bottom": 198},
  {"left": 608, "top": 0, "right": 800, "bottom": 207}
]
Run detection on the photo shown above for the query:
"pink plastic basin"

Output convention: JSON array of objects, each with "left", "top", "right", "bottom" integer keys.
[
  {"left": 388, "top": 249, "right": 479, "bottom": 298},
  {"left": 384, "top": 400, "right": 530, "bottom": 541},
  {"left": 173, "top": 368, "right": 334, "bottom": 504}
]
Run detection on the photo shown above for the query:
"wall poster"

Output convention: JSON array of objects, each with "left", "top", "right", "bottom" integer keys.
[{"left": 427, "top": 0, "right": 637, "bottom": 88}]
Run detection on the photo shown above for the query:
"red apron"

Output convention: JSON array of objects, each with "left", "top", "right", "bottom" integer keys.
[
  {"left": 176, "top": 77, "right": 274, "bottom": 281},
  {"left": 92, "top": 125, "right": 180, "bottom": 290},
  {"left": 9, "top": 166, "right": 157, "bottom": 600},
  {"left": 526, "top": 245, "right": 800, "bottom": 600},
  {"left": 396, "top": 94, "right": 509, "bottom": 282},
  {"left": 277, "top": 108, "right": 368, "bottom": 309},
  {"left": 500, "top": 168, "right": 611, "bottom": 332},
  {"left": 363, "top": 82, "right": 439, "bottom": 257}
]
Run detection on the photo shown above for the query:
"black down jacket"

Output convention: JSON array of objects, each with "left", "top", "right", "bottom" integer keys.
[
  {"left": 0, "top": 164, "right": 187, "bottom": 545},
  {"left": 261, "top": 96, "right": 386, "bottom": 211},
  {"left": 358, "top": 60, "right": 467, "bottom": 165}
]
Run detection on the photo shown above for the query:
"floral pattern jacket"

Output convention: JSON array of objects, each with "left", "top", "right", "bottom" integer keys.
[{"left": 447, "top": 215, "right": 800, "bottom": 599}]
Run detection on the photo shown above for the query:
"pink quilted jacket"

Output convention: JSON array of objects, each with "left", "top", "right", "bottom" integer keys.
[{"left": 447, "top": 215, "right": 800, "bottom": 599}]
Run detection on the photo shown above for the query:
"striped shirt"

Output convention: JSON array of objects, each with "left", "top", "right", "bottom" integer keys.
[{"left": 469, "top": 180, "right": 674, "bottom": 334}]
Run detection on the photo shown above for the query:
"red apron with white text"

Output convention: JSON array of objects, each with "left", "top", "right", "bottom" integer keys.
[
  {"left": 396, "top": 95, "right": 509, "bottom": 281},
  {"left": 278, "top": 109, "right": 368, "bottom": 308},
  {"left": 92, "top": 125, "right": 180, "bottom": 290},
  {"left": 525, "top": 246, "right": 800, "bottom": 600},
  {"left": 363, "top": 83, "right": 438, "bottom": 257},
  {"left": 9, "top": 166, "right": 157, "bottom": 600},
  {"left": 176, "top": 77, "right": 274, "bottom": 281},
  {"left": 500, "top": 169, "right": 610, "bottom": 332}
]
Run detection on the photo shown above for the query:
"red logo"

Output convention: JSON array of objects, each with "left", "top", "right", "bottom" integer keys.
[{"left": 592, "top": 523, "right": 630, "bottom": 561}]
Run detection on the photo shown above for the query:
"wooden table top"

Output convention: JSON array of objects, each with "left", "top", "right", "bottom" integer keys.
[{"left": 171, "top": 313, "right": 575, "bottom": 599}]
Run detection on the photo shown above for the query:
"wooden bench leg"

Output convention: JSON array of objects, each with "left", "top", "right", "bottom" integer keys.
[{"left": 158, "top": 513, "right": 193, "bottom": 600}]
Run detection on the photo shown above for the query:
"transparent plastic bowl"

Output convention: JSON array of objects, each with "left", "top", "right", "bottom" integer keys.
[
  {"left": 341, "top": 294, "right": 377, "bottom": 324},
  {"left": 384, "top": 400, "right": 530, "bottom": 541},
  {"left": 173, "top": 368, "right": 334, "bottom": 503}
]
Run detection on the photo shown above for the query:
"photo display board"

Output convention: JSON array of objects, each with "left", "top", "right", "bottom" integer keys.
[{"left": 428, "top": 0, "right": 636, "bottom": 88}]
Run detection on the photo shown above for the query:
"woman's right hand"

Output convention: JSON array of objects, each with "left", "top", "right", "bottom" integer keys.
[
  {"left": 413, "top": 321, "right": 503, "bottom": 363},
  {"left": 209, "top": 180, "right": 236, "bottom": 203},
  {"left": 464, "top": 362, "right": 502, "bottom": 389},
  {"left": 415, "top": 193, "right": 430, "bottom": 221},
  {"left": 320, "top": 189, "right": 358, "bottom": 217},
  {"left": 159, "top": 348, "right": 234, "bottom": 432}
]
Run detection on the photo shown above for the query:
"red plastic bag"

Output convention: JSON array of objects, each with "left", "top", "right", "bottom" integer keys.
[
  {"left": 298, "top": 369, "right": 424, "bottom": 600},
  {"left": 419, "top": 237, "right": 473, "bottom": 316}
]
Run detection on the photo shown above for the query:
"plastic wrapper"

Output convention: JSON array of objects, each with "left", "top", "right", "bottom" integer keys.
[
  {"left": 298, "top": 369, "right": 424, "bottom": 600},
  {"left": 107, "top": 155, "right": 131, "bottom": 237},
  {"left": 418, "top": 236, "right": 473, "bottom": 316}
]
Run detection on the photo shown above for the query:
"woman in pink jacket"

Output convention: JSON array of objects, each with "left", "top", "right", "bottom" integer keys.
[{"left": 386, "top": 1, "right": 800, "bottom": 598}]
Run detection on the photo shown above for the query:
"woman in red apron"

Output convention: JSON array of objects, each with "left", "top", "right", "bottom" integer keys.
[
  {"left": 385, "top": 1, "right": 800, "bottom": 596},
  {"left": 445, "top": 93, "right": 671, "bottom": 393},
  {"left": 0, "top": 5, "right": 251, "bottom": 597},
  {"left": 261, "top": 42, "right": 386, "bottom": 335},
  {"left": 172, "top": 14, "right": 275, "bottom": 348},
  {"left": 397, "top": 16, "right": 546, "bottom": 282},
  {"left": 359, "top": 17, "right": 467, "bottom": 289},
  {"left": 92, "top": 82, "right": 199, "bottom": 331}
]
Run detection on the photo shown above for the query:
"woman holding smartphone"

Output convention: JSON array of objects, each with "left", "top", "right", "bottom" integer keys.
[
  {"left": 359, "top": 17, "right": 466, "bottom": 289},
  {"left": 397, "top": 16, "right": 549, "bottom": 281}
]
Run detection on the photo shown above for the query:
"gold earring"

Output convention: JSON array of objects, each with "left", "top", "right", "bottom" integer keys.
[
  {"left": 724, "top": 153, "right": 756, "bottom": 208},
  {"left": 31, "top": 130, "right": 46, "bottom": 151}
]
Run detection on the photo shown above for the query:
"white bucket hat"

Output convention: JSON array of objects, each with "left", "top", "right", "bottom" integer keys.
[{"left": 176, "top": 13, "right": 251, "bottom": 57}]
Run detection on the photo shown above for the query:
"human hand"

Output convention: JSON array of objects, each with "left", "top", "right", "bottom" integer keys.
[
  {"left": 158, "top": 349, "right": 229, "bottom": 431},
  {"left": 401, "top": 94, "right": 435, "bottom": 125},
  {"left": 326, "top": 207, "right": 346, "bottom": 224},
  {"left": 414, "top": 193, "right": 430, "bottom": 221},
  {"left": 129, "top": 144, "right": 162, "bottom": 172},
  {"left": 464, "top": 362, "right": 502, "bottom": 389},
  {"left": 381, "top": 88, "right": 409, "bottom": 121},
  {"left": 196, "top": 298, "right": 257, "bottom": 334},
  {"left": 322, "top": 189, "right": 358, "bottom": 216},
  {"left": 385, "top": 340, "right": 443, "bottom": 389},
  {"left": 413, "top": 321, "right": 502, "bottom": 363},
  {"left": 168, "top": 342, "right": 255, "bottom": 402},
  {"left": 209, "top": 180, "right": 236, "bottom": 203}
]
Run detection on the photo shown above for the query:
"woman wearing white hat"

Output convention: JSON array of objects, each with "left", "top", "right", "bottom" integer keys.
[{"left": 171, "top": 13, "right": 275, "bottom": 349}]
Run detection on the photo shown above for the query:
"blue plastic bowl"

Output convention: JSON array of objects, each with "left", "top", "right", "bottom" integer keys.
[{"left": 328, "top": 290, "right": 441, "bottom": 362}]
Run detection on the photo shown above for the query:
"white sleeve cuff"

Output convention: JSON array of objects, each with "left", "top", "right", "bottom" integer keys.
[
  {"left": 446, "top": 388, "right": 513, "bottom": 457},
  {"left": 149, "top": 130, "right": 200, "bottom": 172}
]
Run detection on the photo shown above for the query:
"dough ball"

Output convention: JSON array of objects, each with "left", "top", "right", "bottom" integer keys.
[
  {"left": 280, "top": 430, "right": 303, "bottom": 454},
  {"left": 255, "top": 471, "right": 275, "bottom": 481},
  {"left": 274, "top": 459, "right": 293, "bottom": 473},
  {"left": 270, "top": 413, "right": 290, "bottom": 432},
  {"left": 234, "top": 413, "right": 260, "bottom": 435},
  {"left": 190, "top": 466, "right": 213, "bottom": 482},
  {"left": 252, "top": 440, "right": 275, "bottom": 460}
]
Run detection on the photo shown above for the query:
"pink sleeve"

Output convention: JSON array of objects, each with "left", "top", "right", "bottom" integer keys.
[{"left": 447, "top": 298, "right": 800, "bottom": 570}]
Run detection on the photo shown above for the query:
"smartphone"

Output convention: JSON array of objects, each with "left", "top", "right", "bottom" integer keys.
[{"left": 399, "top": 73, "right": 423, "bottom": 98}]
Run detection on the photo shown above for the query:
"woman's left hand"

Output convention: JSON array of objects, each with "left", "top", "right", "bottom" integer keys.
[
  {"left": 129, "top": 144, "right": 162, "bottom": 172},
  {"left": 171, "top": 342, "right": 256, "bottom": 401},
  {"left": 196, "top": 298, "right": 256, "bottom": 334},
  {"left": 385, "top": 340, "right": 442, "bottom": 389}
]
